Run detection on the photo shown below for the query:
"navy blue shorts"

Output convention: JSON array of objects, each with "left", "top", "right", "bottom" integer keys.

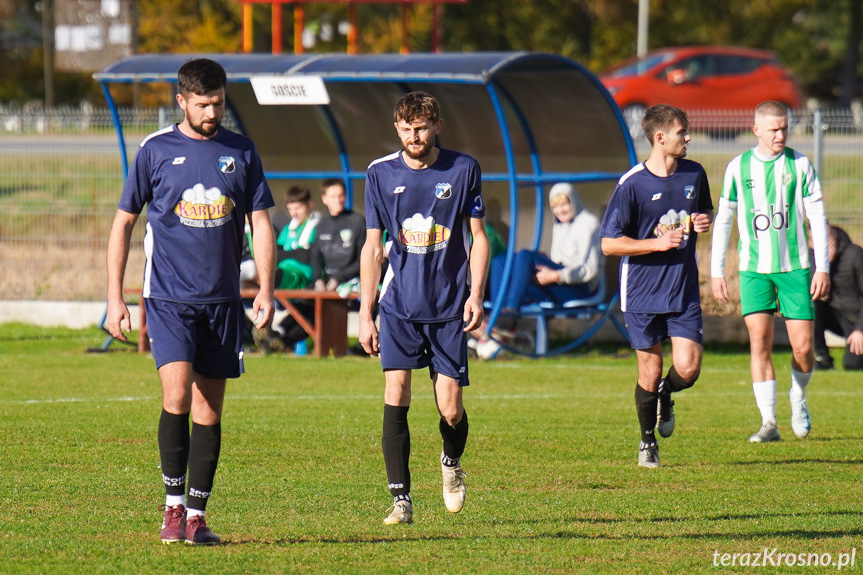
[
  {"left": 378, "top": 307, "right": 469, "bottom": 386},
  {"left": 624, "top": 300, "right": 703, "bottom": 350},
  {"left": 144, "top": 298, "right": 246, "bottom": 379}
]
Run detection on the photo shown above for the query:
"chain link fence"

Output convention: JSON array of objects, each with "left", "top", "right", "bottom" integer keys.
[{"left": 1, "top": 106, "right": 861, "bottom": 304}]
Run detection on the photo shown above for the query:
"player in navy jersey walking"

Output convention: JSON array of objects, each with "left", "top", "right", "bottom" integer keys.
[
  {"left": 106, "top": 58, "right": 276, "bottom": 544},
  {"left": 359, "top": 91, "right": 490, "bottom": 525},
  {"left": 600, "top": 104, "right": 714, "bottom": 468}
]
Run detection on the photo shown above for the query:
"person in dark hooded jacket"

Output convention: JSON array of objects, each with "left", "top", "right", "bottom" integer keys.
[{"left": 814, "top": 225, "right": 863, "bottom": 371}]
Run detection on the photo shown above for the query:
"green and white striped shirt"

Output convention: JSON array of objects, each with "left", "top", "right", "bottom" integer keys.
[{"left": 715, "top": 147, "right": 826, "bottom": 274}]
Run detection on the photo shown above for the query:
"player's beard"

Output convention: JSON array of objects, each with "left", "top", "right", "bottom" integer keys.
[
  {"left": 187, "top": 111, "right": 221, "bottom": 138},
  {"left": 402, "top": 139, "right": 434, "bottom": 160}
]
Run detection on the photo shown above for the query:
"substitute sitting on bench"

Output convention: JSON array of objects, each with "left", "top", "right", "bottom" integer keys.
[{"left": 476, "top": 182, "right": 602, "bottom": 358}]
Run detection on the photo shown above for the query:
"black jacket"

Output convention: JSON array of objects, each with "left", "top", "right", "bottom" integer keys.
[
  {"left": 828, "top": 227, "right": 863, "bottom": 332},
  {"left": 309, "top": 210, "right": 366, "bottom": 284}
]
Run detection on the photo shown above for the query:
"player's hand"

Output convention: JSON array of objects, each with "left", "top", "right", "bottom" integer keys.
[
  {"left": 314, "top": 279, "right": 327, "bottom": 292},
  {"left": 655, "top": 228, "right": 683, "bottom": 251},
  {"left": 847, "top": 330, "right": 863, "bottom": 356},
  {"left": 534, "top": 266, "right": 560, "bottom": 286},
  {"left": 463, "top": 296, "right": 484, "bottom": 332},
  {"left": 810, "top": 271, "right": 830, "bottom": 301},
  {"left": 691, "top": 212, "right": 711, "bottom": 234},
  {"left": 106, "top": 299, "right": 131, "bottom": 342},
  {"left": 252, "top": 291, "right": 275, "bottom": 329},
  {"left": 358, "top": 315, "right": 379, "bottom": 357},
  {"left": 711, "top": 277, "right": 729, "bottom": 303}
]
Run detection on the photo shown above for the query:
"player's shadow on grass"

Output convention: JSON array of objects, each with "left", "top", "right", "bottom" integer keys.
[{"left": 730, "top": 458, "right": 863, "bottom": 465}]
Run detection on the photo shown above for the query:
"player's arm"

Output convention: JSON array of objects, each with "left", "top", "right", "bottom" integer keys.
[
  {"left": 804, "top": 192, "right": 831, "bottom": 301},
  {"left": 106, "top": 209, "right": 139, "bottom": 342},
  {"left": 601, "top": 230, "right": 683, "bottom": 257},
  {"left": 464, "top": 216, "right": 490, "bottom": 332},
  {"left": 359, "top": 228, "right": 384, "bottom": 356},
  {"left": 710, "top": 197, "right": 736, "bottom": 303},
  {"left": 249, "top": 208, "right": 276, "bottom": 328}
]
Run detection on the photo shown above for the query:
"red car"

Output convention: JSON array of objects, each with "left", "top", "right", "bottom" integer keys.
[{"left": 600, "top": 46, "right": 803, "bottom": 138}]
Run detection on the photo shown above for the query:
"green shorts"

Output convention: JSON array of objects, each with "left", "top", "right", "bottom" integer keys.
[{"left": 739, "top": 269, "right": 814, "bottom": 320}]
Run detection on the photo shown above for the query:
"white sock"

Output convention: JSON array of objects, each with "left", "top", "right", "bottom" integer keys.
[
  {"left": 166, "top": 494, "right": 186, "bottom": 508},
  {"left": 752, "top": 380, "right": 777, "bottom": 426},
  {"left": 790, "top": 368, "right": 812, "bottom": 401},
  {"left": 187, "top": 508, "right": 205, "bottom": 519}
]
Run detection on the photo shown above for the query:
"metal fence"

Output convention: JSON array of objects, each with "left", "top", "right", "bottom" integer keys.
[{"left": 1, "top": 106, "right": 861, "bottom": 303}]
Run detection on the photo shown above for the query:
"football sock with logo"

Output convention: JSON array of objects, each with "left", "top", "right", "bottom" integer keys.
[
  {"left": 634, "top": 383, "right": 658, "bottom": 445},
  {"left": 186, "top": 422, "right": 221, "bottom": 512},
  {"left": 752, "top": 380, "right": 777, "bottom": 426},
  {"left": 382, "top": 404, "right": 411, "bottom": 498},
  {"left": 439, "top": 410, "right": 469, "bottom": 465},
  {"left": 662, "top": 364, "right": 697, "bottom": 394},
  {"left": 158, "top": 409, "right": 190, "bottom": 497}
]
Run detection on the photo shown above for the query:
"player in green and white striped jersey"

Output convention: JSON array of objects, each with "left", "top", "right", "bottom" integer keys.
[{"left": 711, "top": 101, "right": 830, "bottom": 444}]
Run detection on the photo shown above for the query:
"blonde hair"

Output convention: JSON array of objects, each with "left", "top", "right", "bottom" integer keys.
[
  {"left": 754, "top": 101, "right": 789, "bottom": 122},
  {"left": 550, "top": 194, "right": 570, "bottom": 207}
]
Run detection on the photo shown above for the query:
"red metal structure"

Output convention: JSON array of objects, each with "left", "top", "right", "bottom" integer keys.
[{"left": 234, "top": 0, "right": 469, "bottom": 55}]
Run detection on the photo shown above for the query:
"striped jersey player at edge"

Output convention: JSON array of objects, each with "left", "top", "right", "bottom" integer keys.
[
  {"left": 711, "top": 100, "right": 830, "bottom": 444},
  {"left": 105, "top": 58, "right": 276, "bottom": 546},
  {"left": 359, "top": 91, "right": 490, "bottom": 526},
  {"left": 600, "top": 104, "right": 714, "bottom": 469}
]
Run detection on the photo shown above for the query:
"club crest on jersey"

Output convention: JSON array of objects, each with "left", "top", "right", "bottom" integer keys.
[
  {"left": 174, "top": 183, "right": 235, "bottom": 228},
  {"left": 435, "top": 183, "right": 452, "bottom": 199},
  {"left": 782, "top": 173, "right": 792, "bottom": 186},
  {"left": 340, "top": 229, "right": 353, "bottom": 247},
  {"left": 745, "top": 179, "right": 756, "bottom": 189},
  {"left": 399, "top": 213, "right": 451, "bottom": 254},
  {"left": 219, "top": 156, "right": 236, "bottom": 174},
  {"left": 684, "top": 185, "right": 696, "bottom": 199}
]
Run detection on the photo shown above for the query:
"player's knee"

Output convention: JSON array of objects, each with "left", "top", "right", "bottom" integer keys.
[
  {"left": 666, "top": 364, "right": 698, "bottom": 392},
  {"left": 440, "top": 407, "right": 462, "bottom": 428}
]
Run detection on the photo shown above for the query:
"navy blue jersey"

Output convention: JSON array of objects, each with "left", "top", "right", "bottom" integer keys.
[
  {"left": 365, "top": 148, "right": 484, "bottom": 322},
  {"left": 119, "top": 124, "right": 274, "bottom": 303},
  {"left": 600, "top": 159, "right": 713, "bottom": 313}
]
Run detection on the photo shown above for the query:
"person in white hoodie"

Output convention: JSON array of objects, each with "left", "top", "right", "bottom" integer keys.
[{"left": 487, "top": 182, "right": 602, "bottom": 310}]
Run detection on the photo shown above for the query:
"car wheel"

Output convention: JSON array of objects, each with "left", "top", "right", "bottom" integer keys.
[{"left": 621, "top": 104, "right": 646, "bottom": 141}]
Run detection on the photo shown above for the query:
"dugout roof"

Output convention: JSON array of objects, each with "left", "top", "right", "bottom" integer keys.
[{"left": 95, "top": 52, "right": 635, "bottom": 328}]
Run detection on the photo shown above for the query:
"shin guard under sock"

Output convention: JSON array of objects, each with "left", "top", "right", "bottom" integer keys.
[
  {"left": 440, "top": 410, "right": 469, "bottom": 464},
  {"left": 382, "top": 404, "right": 411, "bottom": 497},
  {"left": 158, "top": 409, "right": 190, "bottom": 496},
  {"left": 634, "top": 383, "right": 658, "bottom": 445},
  {"left": 186, "top": 422, "right": 221, "bottom": 511}
]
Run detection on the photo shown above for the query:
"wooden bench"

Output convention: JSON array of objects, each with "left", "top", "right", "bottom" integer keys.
[{"left": 124, "top": 288, "right": 360, "bottom": 358}]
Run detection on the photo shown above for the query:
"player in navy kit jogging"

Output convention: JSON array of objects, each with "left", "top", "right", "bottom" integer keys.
[
  {"left": 359, "top": 91, "right": 490, "bottom": 525},
  {"left": 600, "top": 104, "right": 714, "bottom": 468},
  {"left": 106, "top": 58, "right": 276, "bottom": 544}
]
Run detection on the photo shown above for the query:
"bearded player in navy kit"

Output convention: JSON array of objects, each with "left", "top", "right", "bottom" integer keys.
[
  {"left": 106, "top": 59, "right": 276, "bottom": 545},
  {"left": 359, "top": 92, "right": 490, "bottom": 525},
  {"left": 600, "top": 104, "right": 713, "bottom": 469}
]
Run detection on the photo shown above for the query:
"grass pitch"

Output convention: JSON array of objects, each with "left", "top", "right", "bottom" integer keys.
[{"left": 1, "top": 323, "right": 862, "bottom": 574}]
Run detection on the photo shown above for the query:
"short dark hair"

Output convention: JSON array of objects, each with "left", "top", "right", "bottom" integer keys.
[
  {"left": 393, "top": 91, "right": 440, "bottom": 124},
  {"left": 177, "top": 58, "right": 227, "bottom": 96},
  {"left": 285, "top": 185, "right": 311, "bottom": 205},
  {"left": 641, "top": 104, "right": 688, "bottom": 143},
  {"left": 321, "top": 178, "right": 346, "bottom": 194}
]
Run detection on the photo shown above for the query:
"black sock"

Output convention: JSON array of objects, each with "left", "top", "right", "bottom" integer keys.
[
  {"left": 634, "top": 384, "right": 658, "bottom": 445},
  {"left": 158, "top": 409, "right": 189, "bottom": 497},
  {"left": 662, "top": 365, "right": 697, "bottom": 394},
  {"left": 440, "top": 410, "right": 469, "bottom": 465},
  {"left": 186, "top": 422, "right": 221, "bottom": 511},
  {"left": 382, "top": 404, "right": 411, "bottom": 498}
]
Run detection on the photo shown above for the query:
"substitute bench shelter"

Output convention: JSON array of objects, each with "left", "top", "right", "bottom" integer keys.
[{"left": 95, "top": 52, "right": 635, "bottom": 355}]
